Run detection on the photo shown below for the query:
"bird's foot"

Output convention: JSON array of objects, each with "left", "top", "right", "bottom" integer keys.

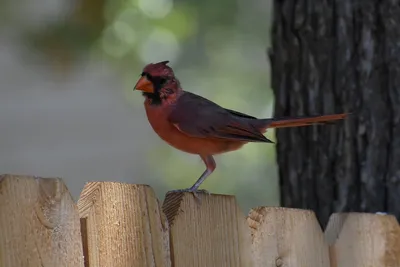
[{"left": 167, "top": 188, "right": 210, "bottom": 204}]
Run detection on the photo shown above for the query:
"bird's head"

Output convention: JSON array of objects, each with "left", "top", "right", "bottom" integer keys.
[{"left": 134, "top": 60, "right": 181, "bottom": 105}]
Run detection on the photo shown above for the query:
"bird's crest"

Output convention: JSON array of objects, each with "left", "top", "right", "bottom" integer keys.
[{"left": 143, "top": 60, "right": 174, "bottom": 77}]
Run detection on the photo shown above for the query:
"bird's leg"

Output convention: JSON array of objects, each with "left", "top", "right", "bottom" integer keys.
[{"left": 167, "top": 155, "right": 216, "bottom": 203}]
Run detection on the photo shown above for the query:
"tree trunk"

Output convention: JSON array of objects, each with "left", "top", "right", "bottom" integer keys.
[{"left": 270, "top": 0, "right": 400, "bottom": 227}]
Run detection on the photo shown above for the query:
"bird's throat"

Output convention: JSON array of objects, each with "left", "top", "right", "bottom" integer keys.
[{"left": 143, "top": 92, "right": 163, "bottom": 106}]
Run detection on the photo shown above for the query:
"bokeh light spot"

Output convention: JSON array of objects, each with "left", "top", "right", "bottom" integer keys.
[
  {"left": 155, "top": 7, "right": 197, "bottom": 40},
  {"left": 102, "top": 26, "right": 130, "bottom": 58},
  {"left": 113, "top": 20, "right": 136, "bottom": 45},
  {"left": 138, "top": 28, "right": 180, "bottom": 63},
  {"left": 138, "top": 0, "right": 173, "bottom": 19}
]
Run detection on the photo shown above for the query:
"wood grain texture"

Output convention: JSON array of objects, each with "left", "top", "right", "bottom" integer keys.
[
  {"left": 162, "top": 192, "right": 253, "bottom": 267},
  {"left": 325, "top": 212, "right": 400, "bottom": 267},
  {"left": 0, "top": 174, "right": 84, "bottom": 267},
  {"left": 270, "top": 0, "right": 400, "bottom": 227},
  {"left": 78, "top": 182, "right": 170, "bottom": 267},
  {"left": 247, "top": 207, "right": 330, "bottom": 267}
]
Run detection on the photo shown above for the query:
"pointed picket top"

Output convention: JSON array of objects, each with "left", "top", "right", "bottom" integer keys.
[
  {"left": 163, "top": 192, "right": 253, "bottom": 267},
  {"left": 325, "top": 212, "right": 400, "bottom": 267},
  {"left": 78, "top": 182, "right": 171, "bottom": 267},
  {"left": 248, "top": 207, "right": 330, "bottom": 267},
  {"left": 0, "top": 174, "right": 84, "bottom": 266}
]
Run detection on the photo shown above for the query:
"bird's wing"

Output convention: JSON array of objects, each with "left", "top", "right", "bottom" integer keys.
[
  {"left": 223, "top": 108, "right": 257, "bottom": 119},
  {"left": 168, "top": 92, "right": 272, "bottom": 142}
]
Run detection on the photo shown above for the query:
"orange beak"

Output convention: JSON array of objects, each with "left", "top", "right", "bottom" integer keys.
[{"left": 134, "top": 76, "right": 154, "bottom": 93}]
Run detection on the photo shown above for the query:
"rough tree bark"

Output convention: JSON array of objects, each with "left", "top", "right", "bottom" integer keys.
[{"left": 270, "top": 0, "right": 400, "bottom": 227}]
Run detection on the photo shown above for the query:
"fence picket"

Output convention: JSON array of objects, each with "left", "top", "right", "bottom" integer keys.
[
  {"left": 248, "top": 207, "right": 330, "bottom": 267},
  {"left": 162, "top": 192, "right": 253, "bottom": 267},
  {"left": 78, "top": 182, "right": 170, "bottom": 267},
  {"left": 0, "top": 174, "right": 84, "bottom": 267}
]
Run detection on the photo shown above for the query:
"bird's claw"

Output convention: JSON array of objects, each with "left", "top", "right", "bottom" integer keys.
[{"left": 167, "top": 188, "right": 210, "bottom": 204}]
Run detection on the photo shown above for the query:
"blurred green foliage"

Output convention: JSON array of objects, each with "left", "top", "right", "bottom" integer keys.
[{"left": 5, "top": 0, "right": 278, "bottom": 212}]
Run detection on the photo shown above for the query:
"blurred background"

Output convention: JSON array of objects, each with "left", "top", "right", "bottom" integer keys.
[{"left": 0, "top": 0, "right": 278, "bottom": 212}]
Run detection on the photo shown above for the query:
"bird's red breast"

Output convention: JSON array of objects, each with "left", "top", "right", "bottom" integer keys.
[{"left": 144, "top": 98, "right": 247, "bottom": 155}]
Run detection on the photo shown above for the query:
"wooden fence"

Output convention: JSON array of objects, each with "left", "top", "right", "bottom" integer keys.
[{"left": 0, "top": 174, "right": 399, "bottom": 267}]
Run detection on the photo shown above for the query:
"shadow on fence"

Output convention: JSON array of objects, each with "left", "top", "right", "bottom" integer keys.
[{"left": 0, "top": 174, "right": 399, "bottom": 266}]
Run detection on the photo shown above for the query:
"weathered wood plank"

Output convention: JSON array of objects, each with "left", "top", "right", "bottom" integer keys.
[
  {"left": 78, "top": 182, "right": 170, "bottom": 267},
  {"left": 0, "top": 174, "right": 84, "bottom": 267},
  {"left": 163, "top": 192, "right": 253, "bottom": 267}
]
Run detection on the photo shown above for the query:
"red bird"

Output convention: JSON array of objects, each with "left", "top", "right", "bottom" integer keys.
[{"left": 134, "top": 61, "right": 347, "bottom": 198}]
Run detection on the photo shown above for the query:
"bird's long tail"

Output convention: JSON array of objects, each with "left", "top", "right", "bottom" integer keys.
[{"left": 258, "top": 113, "right": 348, "bottom": 131}]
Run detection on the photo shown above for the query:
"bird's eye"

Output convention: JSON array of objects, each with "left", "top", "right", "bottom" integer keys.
[
  {"left": 159, "top": 78, "right": 167, "bottom": 86},
  {"left": 142, "top": 72, "right": 152, "bottom": 80}
]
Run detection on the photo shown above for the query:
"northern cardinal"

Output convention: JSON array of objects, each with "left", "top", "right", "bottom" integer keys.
[{"left": 134, "top": 60, "right": 347, "bottom": 198}]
